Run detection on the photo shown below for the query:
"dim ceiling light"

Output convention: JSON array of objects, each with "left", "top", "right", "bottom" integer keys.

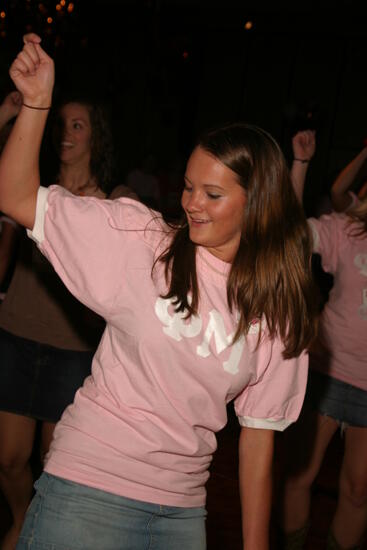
[
  {"left": 47, "top": 16, "right": 53, "bottom": 23},
  {"left": 244, "top": 20, "right": 253, "bottom": 30},
  {"left": 0, "top": 11, "right": 5, "bottom": 18}
]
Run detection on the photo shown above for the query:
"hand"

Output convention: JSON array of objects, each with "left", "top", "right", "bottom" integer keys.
[
  {"left": 0, "top": 91, "right": 23, "bottom": 120},
  {"left": 9, "top": 34, "right": 54, "bottom": 107},
  {"left": 292, "top": 130, "right": 316, "bottom": 162}
]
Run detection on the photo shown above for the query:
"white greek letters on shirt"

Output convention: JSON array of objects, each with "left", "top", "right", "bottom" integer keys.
[
  {"left": 354, "top": 253, "right": 367, "bottom": 277},
  {"left": 155, "top": 297, "right": 260, "bottom": 374},
  {"left": 196, "top": 310, "right": 244, "bottom": 375},
  {"left": 222, "top": 336, "right": 246, "bottom": 375},
  {"left": 353, "top": 254, "right": 367, "bottom": 319},
  {"left": 154, "top": 297, "right": 202, "bottom": 341},
  {"left": 197, "top": 310, "right": 231, "bottom": 357}
]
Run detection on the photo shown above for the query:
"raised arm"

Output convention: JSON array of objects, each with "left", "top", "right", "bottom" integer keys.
[
  {"left": 239, "top": 426, "right": 274, "bottom": 550},
  {"left": 331, "top": 147, "right": 367, "bottom": 212},
  {"left": 290, "top": 130, "right": 315, "bottom": 204},
  {"left": 0, "top": 34, "right": 54, "bottom": 229}
]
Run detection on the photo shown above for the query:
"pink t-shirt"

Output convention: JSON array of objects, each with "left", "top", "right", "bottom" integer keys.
[
  {"left": 29, "top": 185, "right": 308, "bottom": 507},
  {"left": 309, "top": 214, "right": 367, "bottom": 390}
]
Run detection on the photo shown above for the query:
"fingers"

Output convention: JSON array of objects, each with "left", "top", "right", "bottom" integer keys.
[
  {"left": 10, "top": 91, "right": 23, "bottom": 105},
  {"left": 23, "top": 33, "right": 42, "bottom": 45},
  {"left": 294, "top": 130, "right": 315, "bottom": 146},
  {"left": 13, "top": 34, "right": 52, "bottom": 75},
  {"left": 34, "top": 42, "right": 52, "bottom": 64},
  {"left": 13, "top": 42, "right": 41, "bottom": 76},
  {"left": 303, "top": 130, "right": 315, "bottom": 147},
  {"left": 9, "top": 34, "right": 54, "bottom": 102},
  {"left": 10, "top": 91, "right": 23, "bottom": 110},
  {"left": 22, "top": 34, "right": 51, "bottom": 66},
  {"left": 4, "top": 91, "right": 23, "bottom": 108}
]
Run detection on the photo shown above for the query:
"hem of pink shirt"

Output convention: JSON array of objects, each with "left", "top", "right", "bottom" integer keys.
[
  {"left": 310, "top": 365, "right": 367, "bottom": 393},
  {"left": 238, "top": 416, "right": 293, "bottom": 431},
  {"left": 44, "top": 463, "right": 206, "bottom": 508}
]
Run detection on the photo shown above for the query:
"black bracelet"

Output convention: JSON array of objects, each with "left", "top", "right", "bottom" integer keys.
[
  {"left": 23, "top": 102, "right": 51, "bottom": 111},
  {"left": 294, "top": 157, "right": 310, "bottom": 164}
]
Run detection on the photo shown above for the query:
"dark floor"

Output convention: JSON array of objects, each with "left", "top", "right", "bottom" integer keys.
[{"left": 0, "top": 410, "right": 363, "bottom": 549}]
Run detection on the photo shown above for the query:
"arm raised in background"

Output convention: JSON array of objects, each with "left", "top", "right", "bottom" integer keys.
[
  {"left": 331, "top": 147, "right": 367, "bottom": 212},
  {"left": 0, "top": 33, "right": 54, "bottom": 229},
  {"left": 239, "top": 426, "right": 274, "bottom": 550},
  {"left": 290, "top": 130, "right": 315, "bottom": 204}
]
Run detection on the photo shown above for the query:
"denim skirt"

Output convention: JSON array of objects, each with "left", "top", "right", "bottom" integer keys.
[
  {"left": 17, "top": 473, "right": 207, "bottom": 550},
  {"left": 0, "top": 327, "right": 94, "bottom": 422},
  {"left": 305, "top": 369, "right": 367, "bottom": 427}
]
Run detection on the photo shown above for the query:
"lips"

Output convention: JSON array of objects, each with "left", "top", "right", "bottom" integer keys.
[
  {"left": 189, "top": 216, "right": 210, "bottom": 223},
  {"left": 189, "top": 218, "right": 211, "bottom": 229},
  {"left": 60, "top": 141, "right": 74, "bottom": 148}
]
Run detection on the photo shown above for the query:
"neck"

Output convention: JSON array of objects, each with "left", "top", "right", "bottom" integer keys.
[
  {"left": 57, "top": 163, "right": 105, "bottom": 198},
  {"left": 58, "top": 162, "right": 90, "bottom": 190}
]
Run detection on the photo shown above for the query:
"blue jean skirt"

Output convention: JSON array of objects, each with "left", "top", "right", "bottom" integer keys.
[
  {"left": 0, "top": 327, "right": 94, "bottom": 422},
  {"left": 305, "top": 369, "right": 367, "bottom": 428},
  {"left": 17, "top": 473, "right": 207, "bottom": 550}
]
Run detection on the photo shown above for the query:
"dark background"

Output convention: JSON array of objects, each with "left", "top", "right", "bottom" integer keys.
[{"left": 1, "top": 0, "right": 367, "bottom": 214}]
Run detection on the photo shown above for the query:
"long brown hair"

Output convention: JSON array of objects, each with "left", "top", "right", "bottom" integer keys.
[{"left": 158, "top": 123, "right": 318, "bottom": 359}]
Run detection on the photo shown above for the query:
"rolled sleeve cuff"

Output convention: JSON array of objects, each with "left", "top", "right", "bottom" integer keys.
[
  {"left": 26, "top": 186, "right": 50, "bottom": 244},
  {"left": 238, "top": 415, "right": 293, "bottom": 432},
  {"left": 307, "top": 219, "right": 319, "bottom": 253}
]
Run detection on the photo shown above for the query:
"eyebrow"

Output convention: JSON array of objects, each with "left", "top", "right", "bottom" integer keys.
[{"left": 184, "top": 175, "right": 224, "bottom": 191}]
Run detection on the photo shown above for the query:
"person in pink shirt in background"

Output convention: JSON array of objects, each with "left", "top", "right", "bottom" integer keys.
[
  {"left": 0, "top": 35, "right": 318, "bottom": 550},
  {"left": 281, "top": 131, "right": 367, "bottom": 550},
  {"left": 330, "top": 145, "right": 367, "bottom": 213}
]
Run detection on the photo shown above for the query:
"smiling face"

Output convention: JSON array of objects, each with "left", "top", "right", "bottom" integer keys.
[
  {"left": 54, "top": 102, "right": 92, "bottom": 167},
  {"left": 181, "top": 146, "right": 247, "bottom": 263}
]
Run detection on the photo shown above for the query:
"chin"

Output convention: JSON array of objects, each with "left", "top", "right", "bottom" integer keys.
[
  {"left": 188, "top": 234, "right": 202, "bottom": 246},
  {"left": 189, "top": 235, "right": 210, "bottom": 248}
]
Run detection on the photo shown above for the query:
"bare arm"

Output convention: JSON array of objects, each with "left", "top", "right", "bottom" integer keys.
[
  {"left": 239, "top": 426, "right": 274, "bottom": 550},
  {"left": 331, "top": 147, "right": 367, "bottom": 212},
  {"left": 0, "top": 34, "right": 54, "bottom": 229},
  {"left": 290, "top": 130, "right": 315, "bottom": 204}
]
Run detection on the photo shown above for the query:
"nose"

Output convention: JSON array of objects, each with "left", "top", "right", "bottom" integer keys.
[
  {"left": 183, "top": 190, "right": 204, "bottom": 212},
  {"left": 63, "top": 124, "right": 72, "bottom": 139},
  {"left": 57, "top": 125, "right": 68, "bottom": 145}
]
